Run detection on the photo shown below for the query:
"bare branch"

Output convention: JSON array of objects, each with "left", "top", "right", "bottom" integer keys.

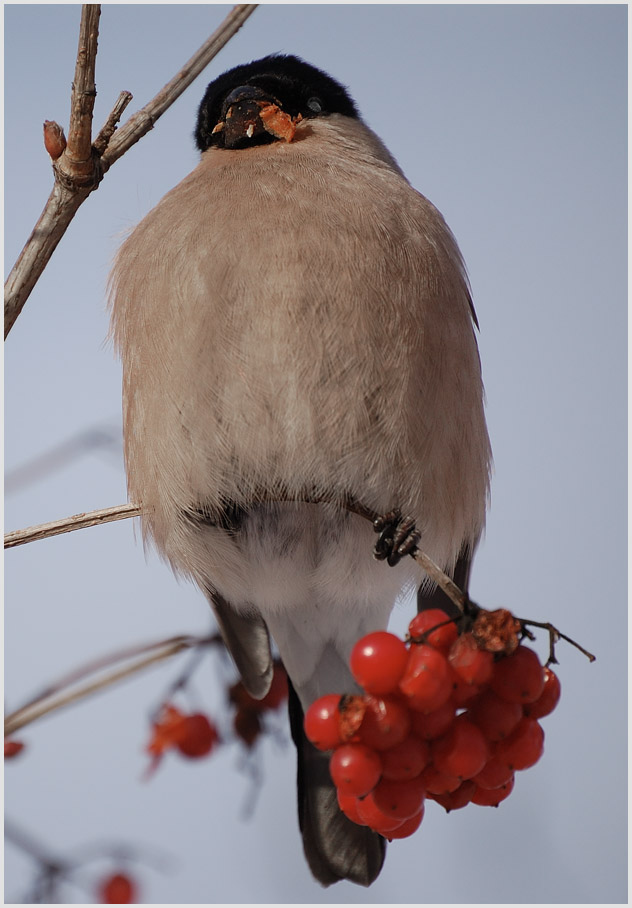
[
  {"left": 5, "top": 634, "right": 213, "bottom": 737},
  {"left": 101, "top": 4, "right": 258, "bottom": 169},
  {"left": 15, "top": 634, "right": 221, "bottom": 715},
  {"left": 4, "top": 503, "right": 140, "bottom": 549},
  {"left": 4, "top": 4, "right": 258, "bottom": 339},
  {"left": 5, "top": 181, "right": 91, "bottom": 339},
  {"left": 62, "top": 4, "right": 101, "bottom": 182}
]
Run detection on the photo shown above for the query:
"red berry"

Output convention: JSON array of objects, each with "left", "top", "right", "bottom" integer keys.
[
  {"left": 99, "top": 872, "right": 136, "bottom": 904},
  {"left": 472, "top": 775, "right": 515, "bottom": 806},
  {"left": 356, "top": 790, "right": 406, "bottom": 832},
  {"left": 473, "top": 755, "right": 515, "bottom": 790},
  {"left": 359, "top": 696, "right": 411, "bottom": 751},
  {"left": 495, "top": 717, "right": 544, "bottom": 771},
  {"left": 372, "top": 775, "right": 426, "bottom": 821},
  {"left": 233, "top": 707, "right": 261, "bottom": 748},
  {"left": 329, "top": 743, "right": 382, "bottom": 797},
  {"left": 450, "top": 672, "right": 481, "bottom": 709},
  {"left": 428, "top": 779, "right": 476, "bottom": 812},
  {"left": 304, "top": 695, "right": 344, "bottom": 751},
  {"left": 336, "top": 790, "right": 366, "bottom": 826},
  {"left": 338, "top": 694, "right": 368, "bottom": 740},
  {"left": 399, "top": 644, "right": 453, "bottom": 712},
  {"left": 381, "top": 734, "right": 430, "bottom": 781},
  {"left": 259, "top": 662, "right": 289, "bottom": 709},
  {"left": 523, "top": 667, "right": 561, "bottom": 719},
  {"left": 432, "top": 715, "right": 489, "bottom": 780},
  {"left": 450, "top": 672, "right": 483, "bottom": 707},
  {"left": 410, "top": 700, "right": 456, "bottom": 740},
  {"left": 408, "top": 609, "right": 458, "bottom": 652},
  {"left": 419, "top": 763, "right": 461, "bottom": 794},
  {"left": 4, "top": 740, "right": 25, "bottom": 759},
  {"left": 176, "top": 714, "right": 219, "bottom": 758},
  {"left": 491, "top": 645, "right": 545, "bottom": 704},
  {"left": 350, "top": 631, "right": 409, "bottom": 695},
  {"left": 448, "top": 633, "right": 494, "bottom": 686},
  {"left": 384, "top": 804, "right": 425, "bottom": 839},
  {"left": 467, "top": 689, "right": 523, "bottom": 741}
]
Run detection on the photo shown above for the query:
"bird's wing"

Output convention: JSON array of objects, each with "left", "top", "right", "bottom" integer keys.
[{"left": 206, "top": 588, "right": 274, "bottom": 698}]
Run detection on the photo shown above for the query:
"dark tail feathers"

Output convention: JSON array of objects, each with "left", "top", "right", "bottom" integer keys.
[{"left": 287, "top": 680, "right": 385, "bottom": 887}]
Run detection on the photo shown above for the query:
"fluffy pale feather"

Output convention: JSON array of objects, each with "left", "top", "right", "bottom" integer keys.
[{"left": 110, "top": 116, "right": 490, "bottom": 595}]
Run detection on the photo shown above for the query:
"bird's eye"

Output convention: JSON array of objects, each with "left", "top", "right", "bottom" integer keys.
[{"left": 307, "top": 97, "right": 322, "bottom": 113}]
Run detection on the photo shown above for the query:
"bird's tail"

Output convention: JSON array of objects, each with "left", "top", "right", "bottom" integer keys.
[{"left": 287, "top": 678, "right": 386, "bottom": 887}]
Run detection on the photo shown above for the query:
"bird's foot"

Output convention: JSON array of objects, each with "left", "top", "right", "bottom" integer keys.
[{"left": 373, "top": 508, "right": 420, "bottom": 566}]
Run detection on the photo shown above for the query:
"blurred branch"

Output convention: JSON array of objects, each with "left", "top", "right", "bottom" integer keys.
[
  {"left": 4, "top": 634, "right": 219, "bottom": 736},
  {"left": 4, "top": 3, "right": 258, "bottom": 339},
  {"left": 5, "top": 817, "right": 174, "bottom": 903},
  {"left": 4, "top": 503, "right": 140, "bottom": 549},
  {"left": 5, "top": 422, "right": 122, "bottom": 493}
]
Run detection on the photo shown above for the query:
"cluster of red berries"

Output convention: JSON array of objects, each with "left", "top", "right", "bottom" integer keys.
[
  {"left": 304, "top": 607, "right": 561, "bottom": 839},
  {"left": 145, "top": 703, "right": 221, "bottom": 776},
  {"left": 145, "top": 661, "right": 289, "bottom": 775}
]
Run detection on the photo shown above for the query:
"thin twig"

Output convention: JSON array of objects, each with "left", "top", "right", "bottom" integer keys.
[
  {"left": 14, "top": 635, "right": 205, "bottom": 712},
  {"left": 4, "top": 635, "right": 210, "bottom": 736},
  {"left": 519, "top": 618, "right": 597, "bottom": 665},
  {"left": 411, "top": 548, "right": 466, "bottom": 611},
  {"left": 92, "top": 90, "right": 133, "bottom": 155},
  {"left": 100, "top": 4, "right": 258, "bottom": 170},
  {"left": 4, "top": 503, "right": 140, "bottom": 549},
  {"left": 4, "top": 4, "right": 258, "bottom": 339}
]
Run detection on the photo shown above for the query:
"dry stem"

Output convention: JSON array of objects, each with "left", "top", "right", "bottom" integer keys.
[
  {"left": 4, "top": 503, "right": 140, "bottom": 549},
  {"left": 4, "top": 634, "right": 213, "bottom": 736}
]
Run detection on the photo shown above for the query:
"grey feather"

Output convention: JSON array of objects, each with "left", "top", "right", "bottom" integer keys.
[{"left": 207, "top": 589, "right": 273, "bottom": 699}]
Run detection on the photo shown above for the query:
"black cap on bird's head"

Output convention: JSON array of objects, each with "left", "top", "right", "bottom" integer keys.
[{"left": 195, "top": 54, "right": 359, "bottom": 152}]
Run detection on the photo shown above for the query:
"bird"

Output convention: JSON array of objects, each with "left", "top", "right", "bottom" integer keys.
[{"left": 109, "top": 53, "right": 492, "bottom": 887}]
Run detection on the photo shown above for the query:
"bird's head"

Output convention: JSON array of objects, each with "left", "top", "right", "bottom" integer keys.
[{"left": 195, "top": 54, "right": 359, "bottom": 151}]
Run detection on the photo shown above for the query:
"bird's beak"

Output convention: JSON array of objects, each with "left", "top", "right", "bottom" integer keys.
[{"left": 213, "top": 85, "right": 301, "bottom": 147}]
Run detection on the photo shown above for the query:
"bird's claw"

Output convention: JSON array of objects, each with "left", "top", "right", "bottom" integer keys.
[{"left": 373, "top": 508, "right": 420, "bottom": 566}]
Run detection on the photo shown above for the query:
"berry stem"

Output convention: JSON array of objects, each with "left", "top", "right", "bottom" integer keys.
[{"left": 518, "top": 619, "right": 596, "bottom": 666}]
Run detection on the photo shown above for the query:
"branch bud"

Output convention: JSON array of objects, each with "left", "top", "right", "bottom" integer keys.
[{"left": 43, "top": 121, "right": 67, "bottom": 160}]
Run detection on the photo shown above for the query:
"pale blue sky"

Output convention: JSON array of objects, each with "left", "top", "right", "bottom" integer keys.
[{"left": 4, "top": 4, "right": 627, "bottom": 903}]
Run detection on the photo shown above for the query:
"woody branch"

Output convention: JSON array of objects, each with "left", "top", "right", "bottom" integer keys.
[{"left": 4, "top": 3, "right": 258, "bottom": 339}]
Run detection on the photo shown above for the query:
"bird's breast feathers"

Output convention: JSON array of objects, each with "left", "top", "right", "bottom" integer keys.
[{"left": 110, "top": 115, "right": 489, "bottom": 570}]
